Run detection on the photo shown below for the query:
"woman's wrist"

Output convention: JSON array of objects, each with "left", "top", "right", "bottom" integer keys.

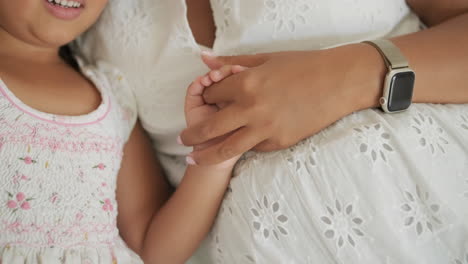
[{"left": 330, "top": 43, "right": 387, "bottom": 112}]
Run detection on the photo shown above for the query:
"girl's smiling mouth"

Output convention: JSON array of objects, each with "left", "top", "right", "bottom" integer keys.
[{"left": 44, "top": 0, "right": 85, "bottom": 20}]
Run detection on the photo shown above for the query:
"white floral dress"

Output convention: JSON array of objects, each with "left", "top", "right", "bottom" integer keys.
[
  {"left": 77, "top": 0, "right": 468, "bottom": 263},
  {"left": 0, "top": 61, "right": 142, "bottom": 263}
]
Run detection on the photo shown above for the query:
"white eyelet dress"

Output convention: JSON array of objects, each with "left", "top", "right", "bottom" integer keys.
[
  {"left": 76, "top": 0, "right": 468, "bottom": 263},
  {"left": 0, "top": 61, "right": 142, "bottom": 263}
]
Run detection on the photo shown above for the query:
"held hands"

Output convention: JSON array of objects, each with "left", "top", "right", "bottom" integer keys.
[
  {"left": 184, "top": 64, "right": 248, "bottom": 168},
  {"left": 181, "top": 45, "right": 382, "bottom": 166}
]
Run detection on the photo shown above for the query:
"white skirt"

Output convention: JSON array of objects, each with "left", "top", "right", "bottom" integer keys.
[{"left": 197, "top": 104, "right": 468, "bottom": 264}]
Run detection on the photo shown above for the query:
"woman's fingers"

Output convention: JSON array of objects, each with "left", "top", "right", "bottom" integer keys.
[
  {"left": 202, "top": 72, "right": 249, "bottom": 104},
  {"left": 188, "top": 127, "right": 265, "bottom": 165},
  {"left": 209, "top": 65, "right": 247, "bottom": 82},
  {"left": 232, "top": 65, "right": 248, "bottom": 74},
  {"left": 201, "top": 51, "right": 271, "bottom": 69},
  {"left": 186, "top": 105, "right": 219, "bottom": 127},
  {"left": 209, "top": 65, "right": 233, "bottom": 82},
  {"left": 198, "top": 65, "right": 248, "bottom": 103},
  {"left": 179, "top": 105, "right": 247, "bottom": 146}
]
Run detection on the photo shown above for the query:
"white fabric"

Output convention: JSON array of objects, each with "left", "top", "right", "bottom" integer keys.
[
  {"left": 0, "top": 61, "right": 142, "bottom": 263},
  {"left": 76, "top": 0, "right": 468, "bottom": 263}
]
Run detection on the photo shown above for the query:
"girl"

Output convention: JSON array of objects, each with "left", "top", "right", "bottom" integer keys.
[{"left": 0, "top": 1, "right": 240, "bottom": 263}]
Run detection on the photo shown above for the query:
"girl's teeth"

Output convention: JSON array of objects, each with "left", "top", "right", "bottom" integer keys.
[{"left": 49, "top": 0, "right": 82, "bottom": 8}]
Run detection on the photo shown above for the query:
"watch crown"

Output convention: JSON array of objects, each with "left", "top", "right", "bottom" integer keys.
[{"left": 379, "top": 97, "right": 387, "bottom": 106}]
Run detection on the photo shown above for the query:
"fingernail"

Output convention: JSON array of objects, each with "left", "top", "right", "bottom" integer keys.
[
  {"left": 177, "top": 136, "right": 183, "bottom": 145},
  {"left": 186, "top": 156, "right": 197, "bottom": 165},
  {"left": 201, "top": 51, "right": 216, "bottom": 57}
]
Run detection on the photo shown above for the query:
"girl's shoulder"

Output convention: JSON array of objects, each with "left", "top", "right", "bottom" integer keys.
[{"left": 76, "top": 57, "right": 138, "bottom": 142}]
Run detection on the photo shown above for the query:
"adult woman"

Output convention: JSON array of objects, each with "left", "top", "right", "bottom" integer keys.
[{"left": 76, "top": 0, "right": 468, "bottom": 263}]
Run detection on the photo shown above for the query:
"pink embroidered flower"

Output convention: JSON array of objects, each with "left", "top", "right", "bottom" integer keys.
[
  {"left": 101, "top": 198, "right": 114, "bottom": 212},
  {"left": 93, "top": 163, "right": 106, "bottom": 170},
  {"left": 50, "top": 193, "right": 59, "bottom": 204},
  {"left": 16, "top": 192, "right": 25, "bottom": 202},
  {"left": 19, "top": 156, "right": 37, "bottom": 164},
  {"left": 13, "top": 173, "right": 29, "bottom": 184},
  {"left": 7, "top": 200, "right": 17, "bottom": 209},
  {"left": 21, "top": 202, "right": 31, "bottom": 210},
  {"left": 7, "top": 192, "right": 33, "bottom": 210}
]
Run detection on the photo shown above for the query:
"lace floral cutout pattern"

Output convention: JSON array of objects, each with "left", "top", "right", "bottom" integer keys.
[
  {"left": 245, "top": 255, "right": 257, "bottom": 263},
  {"left": 461, "top": 113, "right": 468, "bottom": 131},
  {"left": 412, "top": 113, "right": 449, "bottom": 155},
  {"left": 173, "top": 24, "right": 198, "bottom": 54},
  {"left": 286, "top": 138, "right": 319, "bottom": 175},
  {"left": 354, "top": 124, "right": 394, "bottom": 163},
  {"left": 400, "top": 185, "right": 442, "bottom": 237},
  {"left": 213, "top": 234, "right": 226, "bottom": 263},
  {"left": 212, "top": 0, "right": 233, "bottom": 34},
  {"left": 101, "top": 1, "right": 160, "bottom": 50},
  {"left": 263, "top": 0, "right": 312, "bottom": 34},
  {"left": 250, "top": 195, "right": 289, "bottom": 240},
  {"left": 211, "top": 187, "right": 235, "bottom": 264},
  {"left": 320, "top": 198, "right": 365, "bottom": 249}
]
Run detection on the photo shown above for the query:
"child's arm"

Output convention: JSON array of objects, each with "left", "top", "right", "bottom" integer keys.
[
  {"left": 117, "top": 65, "right": 245, "bottom": 264},
  {"left": 118, "top": 122, "right": 232, "bottom": 264}
]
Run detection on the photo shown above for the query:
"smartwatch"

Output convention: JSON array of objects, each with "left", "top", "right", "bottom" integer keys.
[{"left": 363, "top": 39, "right": 415, "bottom": 113}]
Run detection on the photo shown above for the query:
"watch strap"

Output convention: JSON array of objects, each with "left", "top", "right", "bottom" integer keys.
[{"left": 363, "top": 39, "right": 409, "bottom": 70}]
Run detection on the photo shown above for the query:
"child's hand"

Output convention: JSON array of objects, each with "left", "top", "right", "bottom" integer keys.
[{"left": 184, "top": 65, "right": 247, "bottom": 168}]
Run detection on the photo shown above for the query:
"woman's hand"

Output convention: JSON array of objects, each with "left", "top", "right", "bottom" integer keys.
[
  {"left": 184, "top": 64, "right": 249, "bottom": 167},
  {"left": 178, "top": 0, "right": 468, "bottom": 167},
  {"left": 179, "top": 44, "right": 385, "bottom": 165}
]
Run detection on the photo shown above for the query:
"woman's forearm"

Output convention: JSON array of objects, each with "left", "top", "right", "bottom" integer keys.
[
  {"left": 140, "top": 165, "right": 231, "bottom": 264},
  {"left": 348, "top": 12, "right": 468, "bottom": 110}
]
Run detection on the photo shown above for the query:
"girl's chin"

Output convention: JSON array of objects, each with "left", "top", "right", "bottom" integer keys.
[{"left": 32, "top": 28, "right": 80, "bottom": 49}]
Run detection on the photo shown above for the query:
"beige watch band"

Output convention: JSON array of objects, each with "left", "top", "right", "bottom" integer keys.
[{"left": 363, "top": 39, "right": 409, "bottom": 70}]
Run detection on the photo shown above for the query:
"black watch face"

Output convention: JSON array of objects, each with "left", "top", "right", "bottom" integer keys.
[{"left": 388, "top": 71, "right": 415, "bottom": 112}]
